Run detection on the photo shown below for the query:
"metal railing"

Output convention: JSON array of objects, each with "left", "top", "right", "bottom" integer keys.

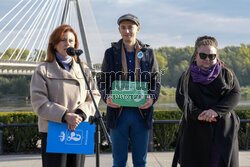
[
  {"left": 148, "top": 119, "right": 250, "bottom": 152},
  {"left": 0, "top": 119, "right": 249, "bottom": 154}
]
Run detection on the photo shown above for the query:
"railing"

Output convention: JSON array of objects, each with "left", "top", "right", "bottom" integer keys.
[
  {"left": 0, "top": 60, "right": 39, "bottom": 75},
  {"left": 0, "top": 60, "right": 40, "bottom": 64},
  {"left": 0, "top": 119, "right": 249, "bottom": 154},
  {"left": 149, "top": 119, "right": 250, "bottom": 152}
]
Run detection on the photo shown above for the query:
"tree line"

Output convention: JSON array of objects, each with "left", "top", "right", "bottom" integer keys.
[
  {"left": 0, "top": 44, "right": 250, "bottom": 98},
  {"left": 155, "top": 44, "right": 250, "bottom": 87},
  {"left": 0, "top": 76, "right": 31, "bottom": 98},
  {"left": 0, "top": 48, "right": 46, "bottom": 61}
]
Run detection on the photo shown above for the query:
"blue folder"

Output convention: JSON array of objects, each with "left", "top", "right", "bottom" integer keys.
[{"left": 46, "top": 121, "right": 95, "bottom": 154}]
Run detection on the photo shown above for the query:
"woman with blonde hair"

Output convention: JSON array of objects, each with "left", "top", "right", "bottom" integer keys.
[{"left": 172, "top": 35, "right": 240, "bottom": 167}]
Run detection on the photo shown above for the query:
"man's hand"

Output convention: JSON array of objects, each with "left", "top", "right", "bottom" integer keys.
[
  {"left": 139, "top": 97, "right": 153, "bottom": 109},
  {"left": 106, "top": 96, "right": 120, "bottom": 108}
]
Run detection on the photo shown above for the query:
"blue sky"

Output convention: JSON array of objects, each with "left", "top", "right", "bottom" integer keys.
[
  {"left": 0, "top": 0, "right": 250, "bottom": 63},
  {"left": 89, "top": 0, "right": 250, "bottom": 48}
]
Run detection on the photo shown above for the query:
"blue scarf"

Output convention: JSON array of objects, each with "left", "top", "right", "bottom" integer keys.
[
  {"left": 190, "top": 62, "right": 222, "bottom": 85},
  {"left": 56, "top": 52, "right": 72, "bottom": 71}
]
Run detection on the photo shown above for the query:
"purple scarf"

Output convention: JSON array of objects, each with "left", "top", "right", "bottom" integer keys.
[{"left": 190, "top": 62, "right": 222, "bottom": 85}]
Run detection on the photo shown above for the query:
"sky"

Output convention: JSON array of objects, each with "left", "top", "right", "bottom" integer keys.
[
  {"left": 89, "top": 0, "right": 250, "bottom": 48},
  {"left": 0, "top": 0, "right": 250, "bottom": 63}
]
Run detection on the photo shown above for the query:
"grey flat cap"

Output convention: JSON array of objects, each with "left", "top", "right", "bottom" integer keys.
[{"left": 117, "top": 13, "right": 140, "bottom": 26}]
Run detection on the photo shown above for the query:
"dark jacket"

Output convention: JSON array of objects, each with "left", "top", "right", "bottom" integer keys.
[
  {"left": 97, "top": 39, "right": 161, "bottom": 129},
  {"left": 172, "top": 67, "right": 241, "bottom": 167}
]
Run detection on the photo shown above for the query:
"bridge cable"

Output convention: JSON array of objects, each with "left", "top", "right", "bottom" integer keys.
[
  {"left": 35, "top": 0, "right": 61, "bottom": 62},
  {"left": 15, "top": 0, "right": 50, "bottom": 61},
  {"left": 38, "top": 0, "right": 65, "bottom": 61},
  {"left": 16, "top": 0, "right": 52, "bottom": 61},
  {"left": 8, "top": 0, "right": 45, "bottom": 60},
  {"left": 0, "top": 0, "right": 25, "bottom": 23},
  {"left": 0, "top": 0, "right": 41, "bottom": 60},
  {"left": 0, "top": 0, "right": 32, "bottom": 34},
  {"left": 26, "top": 0, "right": 57, "bottom": 61},
  {"left": 0, "top": 0, "right": 36, "bottom": 57},
  {"left": 0, "top": 0, "right": 37, "bottom": 59},
  {"left": 25, "top": 0, "right": 56, "bottom": 61}
]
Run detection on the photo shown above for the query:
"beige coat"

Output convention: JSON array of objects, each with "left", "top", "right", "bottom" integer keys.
[{"left": 30, "top": 59, "right": 100, "bottom": 132}]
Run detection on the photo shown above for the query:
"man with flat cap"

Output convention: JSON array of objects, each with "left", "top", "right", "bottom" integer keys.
[{"left": 97, "top": 13, "right": 161, "bottom": 167}]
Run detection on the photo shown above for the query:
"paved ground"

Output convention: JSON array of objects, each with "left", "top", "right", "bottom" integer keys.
[{"left": 0, "top": 151, "right": 250, "bottom": 167}]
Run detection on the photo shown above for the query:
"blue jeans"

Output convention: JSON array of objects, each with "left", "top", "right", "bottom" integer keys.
[{"left": 110, "top": 107, "right": 149, "bottom": 167}]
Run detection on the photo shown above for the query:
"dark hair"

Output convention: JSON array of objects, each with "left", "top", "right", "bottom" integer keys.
[{"left": 46, "top": 25, "right": 79, "bottom": 62}]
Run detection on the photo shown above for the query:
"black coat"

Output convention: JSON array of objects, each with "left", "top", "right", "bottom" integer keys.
[
  {"left": 172, "top": 67, "right": 241, "bottom": 167},
  {"left": 97, "top": 39, "right": 161, "bottom": 129}
]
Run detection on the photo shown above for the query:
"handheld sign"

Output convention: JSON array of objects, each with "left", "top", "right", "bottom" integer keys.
[
  {"left": 112, "top": 80, "right": 148, "bottom": 107},
  {"left": 46, "top": 121, "right": 95, "bottom": 154}
]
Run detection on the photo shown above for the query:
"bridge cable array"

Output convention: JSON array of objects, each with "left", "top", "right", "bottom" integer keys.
[
  {"left": 0, "top": 0, "right": 72, "bottom": 62},
  {"left": 0, "top": 0, "right": 104, "bottom": 68}
]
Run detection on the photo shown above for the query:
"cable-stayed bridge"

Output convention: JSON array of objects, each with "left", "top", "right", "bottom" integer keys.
[{"left": 0, "top": 0, "right": 103, "bottom": 75}]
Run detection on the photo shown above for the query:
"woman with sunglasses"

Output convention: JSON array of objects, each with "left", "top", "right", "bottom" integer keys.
[{"left": 172, "top": 35, "right": 241, "bottom": 167}]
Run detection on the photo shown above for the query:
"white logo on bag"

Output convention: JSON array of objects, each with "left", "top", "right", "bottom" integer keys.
[
  {"left": 58, "top": 130, "right": 84, "bottom": 145},
  {"left": 67, "top": 132, "right": 81, "bottom": 141},
  {"left": 59, "top": 131, "right": 65, "bottom": 142}
]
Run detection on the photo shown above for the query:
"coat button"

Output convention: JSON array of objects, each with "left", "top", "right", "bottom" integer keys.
[{"left": 77, "top": 101, "right": 80, "bottom": 105}]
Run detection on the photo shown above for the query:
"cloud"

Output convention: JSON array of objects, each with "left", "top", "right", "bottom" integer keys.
[
  {"left": 91, "top": 0, "right": 250, "bottom": 50},
  {"left": 139, "top": 1, "right": 250, "bottom": 35},
  {"left": 178, "top": 12, "right": 250, "bottom": 34},
  {"left": 140, "top": 33, "right": 187, "bottom": 48},
  {"left": 92, "top": 0, "right": 148, "bottom": 5},
  {"left": 110, "top": 0, "right": 147, "bottom": 5}
]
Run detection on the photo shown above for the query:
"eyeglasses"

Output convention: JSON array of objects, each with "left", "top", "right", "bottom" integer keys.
[{"left": 199, "top": 53, "right": 216, "bottom": 60}]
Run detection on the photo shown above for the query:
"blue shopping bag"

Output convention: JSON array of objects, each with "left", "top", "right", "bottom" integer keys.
[{"left": 46, "top": 121, "right": 95, "bottom": 154}]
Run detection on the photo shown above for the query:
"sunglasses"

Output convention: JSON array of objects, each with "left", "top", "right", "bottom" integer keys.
[{"left": 199, "top": 53, "right": 216, "bottom": 60}]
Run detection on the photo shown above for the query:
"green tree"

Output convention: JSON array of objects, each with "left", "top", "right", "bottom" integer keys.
[{"left": 154, "top": 44, "right": 250, "bottom": 87}]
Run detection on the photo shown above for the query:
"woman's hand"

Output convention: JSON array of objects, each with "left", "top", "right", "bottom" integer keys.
[
  {"left": 198, "top": 109, "right": 218, "bottom": 122},
  {"left": 64, "top": 113, "right": 83, "bottom": 131},
  {"left": 106, "top": 96, "right": 120, "bottom": 108}
]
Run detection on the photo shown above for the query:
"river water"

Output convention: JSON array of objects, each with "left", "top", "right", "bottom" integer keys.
[{"left": 1, "top": 97, "right": 250, "bottom": 112}]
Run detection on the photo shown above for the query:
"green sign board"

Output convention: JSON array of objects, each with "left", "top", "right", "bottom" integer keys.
[{"left": 112, "top": 80, "right": 148, "bottom": 107}]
